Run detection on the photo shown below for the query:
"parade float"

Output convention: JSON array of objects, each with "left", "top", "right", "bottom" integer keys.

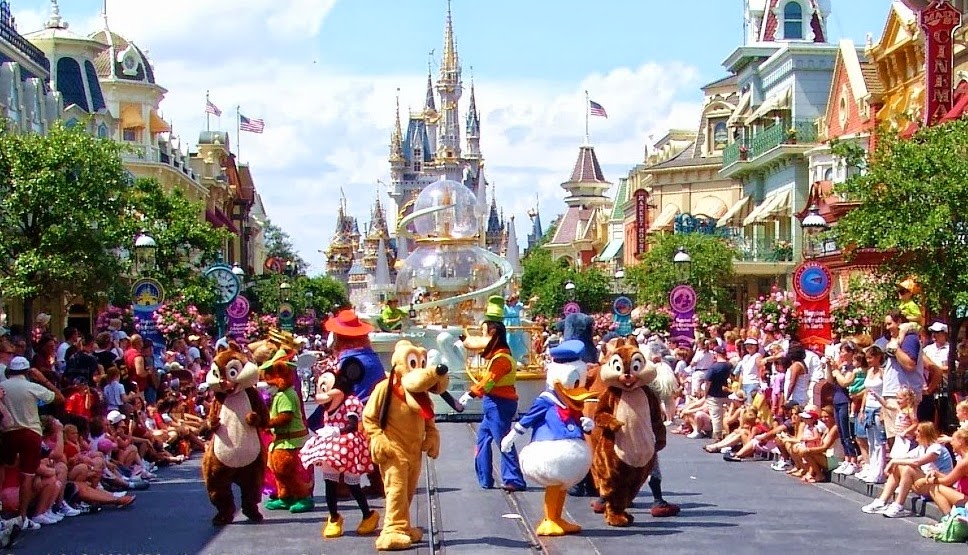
[{"left": 363, "top": 178, "right": 545, "bottom": 420}]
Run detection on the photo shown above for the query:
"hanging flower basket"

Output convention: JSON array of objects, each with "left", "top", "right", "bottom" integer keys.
[{"left": 746, "top": 289, "right": 800, "bottom": 336}]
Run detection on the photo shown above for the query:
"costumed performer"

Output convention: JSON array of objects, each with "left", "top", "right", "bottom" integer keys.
[
  {"left": 500, "top": 339, "right": 595, "bottom": 535},
  {"left": 459, "top": 295, "right": 527, "bottom": 492},
  {"left": 263, "top": 356, "right": 314, "bottom": 513},
  {"left": 300, "top": 367, "right": 379, "bottom": 538},
  {"left": 504, "top": 294, "right": 529, "bottom": 363}
]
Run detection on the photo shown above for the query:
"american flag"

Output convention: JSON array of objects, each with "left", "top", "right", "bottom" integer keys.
[
  {"left": 205, "top": 100, "right": 221, "bottom": 116},
  {"left": 239, "top": 114, "right": 265, "bottom": 133},
  {"left": 589, "top": 100, "right": 608, "bottom": 118}
]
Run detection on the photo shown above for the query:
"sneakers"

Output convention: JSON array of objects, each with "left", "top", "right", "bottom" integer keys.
[
  {"left": 57, "top": 501, "right": 81, "bottom": 517},
  {"left": 18, "top": 517, "right": 40, "bottom": 531},
  {"left": 686, "top": 431, "right": 702, "bottom": 439},
  {"left": 832, "top": 461, "right": 850, "bottom": 474},
  {"left": 720, "top": 447, "right": 733, "bottom": 454},
  {"left": 840, "top": 462, "right": 858, "bottom": 476},
  {"left": 31, "top": 511, "right": 60, "bottom": 526},
  {"left": 882, "top": 503, "right": 912, "bottom": 518},
  {"left": 862, "top": 473, "right": 885, "bottom": 484},
  {"left": 771, "top": 460, "right": 793, "bottom": 471},
  {"left": 861, "top": 499, "right": 888, "bottom": 514}
]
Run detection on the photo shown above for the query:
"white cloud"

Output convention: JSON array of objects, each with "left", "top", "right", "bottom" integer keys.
[{"left": 16, "top": 2, "right": 703, "bottom": 275}]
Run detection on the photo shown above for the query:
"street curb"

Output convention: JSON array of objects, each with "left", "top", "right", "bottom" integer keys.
[{"left": 828, "top": 471, "right": 945, "bottom": 521}]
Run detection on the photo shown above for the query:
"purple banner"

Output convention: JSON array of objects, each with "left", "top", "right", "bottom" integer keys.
[
  {"left": 669, "top": 285, "right": 697, "bottom": 348},
  {"left": 226, "top": 295, "right": 251, "bottom": 342}
]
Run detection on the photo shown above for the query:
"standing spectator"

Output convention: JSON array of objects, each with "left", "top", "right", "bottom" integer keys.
[
  {"left": 55, "top": 327, "right": 79, "bottom": 374},
  {"left": 92, "top": 332, "right": 117, "bottom": 372},
  {"left": 0, "top": 337, "right": 14, "bottom": 381},
  {"left": 0, "top": 356, "right": 65, "bottom": 529},
  {"left": 921, "top": 322, "right": 949, "bottom": 424},
  {"left": 703, "top": 346, "right": 733, "bottom": 441},
  {"left": 876, "top": 310, "right": 925, "bottom": 448},
  {"left": 737, "top": 338, "right": 763, "bottom": 402},
  {"left": 64, "top": 334, "right": 98, "bottom": 386},
  {"left": 185, "top": 335, "right": 202, "bottom": 373},
  {"left": 785, "top": 344, "right": 810, "bottom": 407}
]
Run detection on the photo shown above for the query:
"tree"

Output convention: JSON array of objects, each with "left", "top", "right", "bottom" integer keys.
[
  {"left": 831, "top": 119, "right": 968, "bottom": 395},
  {"left": 263, "top": 220, "right": 307, "bottom": 275},
  {"left": 115, "top": 178, "right": 230, "bottom": 309},
  {"left": 0, "top": 122, "right": 132, "bottom": 328},
  {"left": 245, "top": 273, "right": 347, "bottom": 318},
  {"left": 519, "top": 246, "right": 612, "bottom": 317},
  {"left": 625, "top": 232, "right": 737, "bottom": 321}
]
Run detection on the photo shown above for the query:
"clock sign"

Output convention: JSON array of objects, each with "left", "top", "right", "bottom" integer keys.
[
  {"left": 793, "top": 262, "right": 832, "bottom": 301},
  {"left": 204, "top": 265, "right": 241, "bottom": 305}
]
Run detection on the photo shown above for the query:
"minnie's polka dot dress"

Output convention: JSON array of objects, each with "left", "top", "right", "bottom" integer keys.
[{"left": 299, "top": 395, "right": 373, "bottom": 484}]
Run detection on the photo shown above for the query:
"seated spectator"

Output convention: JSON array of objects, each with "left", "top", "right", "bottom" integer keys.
[
  {"left": 676, "top": 391, "right": 712, "bottom": 439},
  {"left": 703, "top": 408, "right": 759, "bottom": 455},
  {"left": 863, "top": 422, "right": 954, "bottom": 518},
  {"left": 63, "top": 379, "right": 94, "bottom": 428},
  {"left": 913, "top": 429, "right": 968, "bottom": 516},
  {"left": 773, "top": 403, "right": 806, "bottom": 472},
  {"left": 722, "top": 390, "right": 747, "bottom": 433},
  {"left": 788, "top": 407, "right": 824, "bottom": 478},
  {"left": 790, "top": 405, "right": 842, "bottom": 483}
]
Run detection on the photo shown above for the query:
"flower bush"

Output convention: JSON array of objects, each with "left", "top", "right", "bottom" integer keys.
[
  {"left": 773, "top": 240, "right": 793, "bottom": 261},
  {"left": 245, "top": 313, "right": 279, "bottom": 342},
  {"left": 95, "top": 304, "right": 135, "bottom": 333},
  {"left": 747, "top": 289, "right": 800, "bottom": 336},
  {"left": 631, "top": 304, "right": 673, "bottom": 333},
  {"left": 141, "top": 301, "right": 211, "bottom": 344},
  {"left": 831, "top": 304, "right": 870, "bottom": 336}
]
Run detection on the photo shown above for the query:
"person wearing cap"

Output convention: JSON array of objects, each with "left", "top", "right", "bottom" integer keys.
[
  {"left": 460, "top": 295, "right": 526, "bottom": 492},
  {"left": 504, "top": 293, "right": 529, "bottom": 363},
  {"left": 921, "top": 322, "right": 949, "bottom": 423},
  {"left": 378, "top": 297, "right": 406, "bottom": 332},
  {"left": 0, "top": 356, "right": 65, "bottom": 528},
  {"left": 701, "top": 345, "right": 733, "bottom": 441},
  {"left": 875, "top": 310, "right": 925, "bottom": 447},
  {"left": 736, "top": 338, "right": 763, "bottom": 404}
]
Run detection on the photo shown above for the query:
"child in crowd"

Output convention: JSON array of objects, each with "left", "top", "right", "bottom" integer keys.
[{"left": 889, "top": 386, "right": 919, "bottom": 460}]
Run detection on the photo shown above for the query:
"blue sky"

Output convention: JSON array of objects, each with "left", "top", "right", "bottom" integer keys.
[{"left": 14, "top": 0, "right": 890, "bottom": 274}]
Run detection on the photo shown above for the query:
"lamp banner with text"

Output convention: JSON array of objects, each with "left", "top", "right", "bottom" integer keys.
[
  {"left": 226, "top": 295, "right": 251, "bottom": 342},
  {"left": 669, "top": 285, "right": 696, "bottom": 348},
  {"left": 793, "top": 262, "right": 833, "bottom": 354}
]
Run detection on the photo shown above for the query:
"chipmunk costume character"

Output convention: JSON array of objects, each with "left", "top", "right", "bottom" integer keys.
[
  {"left": 201, "top": 343, "right": 269, "bottom": 526},
  {"left": 501, "top": 340, "right": 595, "bottom": 536},
  {"left": 362, "top": 340, "right": 455, "bottom": 551},
  {"left": 262, "top": 356, "right": 314, "bottom": 513},
  {"left": 590, "top": 336, "right": 670, "bottom": 527}
]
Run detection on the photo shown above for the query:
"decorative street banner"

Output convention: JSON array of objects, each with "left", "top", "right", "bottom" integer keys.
[
  {"left": 669, "top": 284, "right": 696, "bottom": 348},
  {"left": 131, "top": 278, "right": 165, "bottom": 366},
  {"left": 226, "top": 295, "right": 251, "bottom": 342},
  {"left": 634, "top": 189, "right": 649, "bottom": 255},
  {"left": 613, "top": 296, "right": 633, "bottom": 336},
  {"left": 921, "top": 0, "right": 962, "bottom": 125},
  {"left": 278, "top": 302, "right": 295, "bottom": 332},
  {"left": 793, "top": 261, "right": 833, "bottom": 355},
  {"left": 563, "top": 301, "right": 581, "bottom": 316}
]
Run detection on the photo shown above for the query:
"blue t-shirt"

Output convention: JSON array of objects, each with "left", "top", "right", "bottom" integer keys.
[{"left": 704, "top": 362, "right": 732, "bottom": 398}]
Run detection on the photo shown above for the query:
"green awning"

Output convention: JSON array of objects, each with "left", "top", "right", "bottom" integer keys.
[{"left": 597, "top": 239, "right": 624, "bottom": 262}]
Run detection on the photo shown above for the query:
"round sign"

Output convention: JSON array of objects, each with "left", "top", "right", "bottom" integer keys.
[
  {"left": 226, "top": 295, "right": 250, "bottom": 319},
  {"left": 277, "top": 302, "right": 294, "bottom": 320},
  {"left": 613, "top": 296, "right": 633, "bottom": 316},
  {"left": 131, "top": 278, "right": 165, "bottom": 311},
  {"left": 563, "top": 301, "right": 581, "bottom": 316},
  {"left": 794, "top": 262, "right": 832, "bottom": 301},
  {"left": 669, "top": 285, "right": 697, "bottom": 313}
]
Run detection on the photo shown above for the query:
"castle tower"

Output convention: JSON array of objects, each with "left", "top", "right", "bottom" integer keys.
[
  {"left": 465, "top": 75, "right": 481, "bottom": 164},
  {"left": 485, "top": 184, "right": 504, "bottom": 254},
  {"left": 362, "top": 192, "right": 395, "bottom": 277},
  {"left": 423, "top": 64, "right": 439, "bottom": 156},
  {"left": 325, "top": 197, "right": 358, "bottom": 284},
  {"left": 435, "top": 0, "right": 462, "bottom": 177}
]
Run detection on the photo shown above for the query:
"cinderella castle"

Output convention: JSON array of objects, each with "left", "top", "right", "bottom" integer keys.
[{"left": 325, "top": 2, "right": 517, "bottom": 309}]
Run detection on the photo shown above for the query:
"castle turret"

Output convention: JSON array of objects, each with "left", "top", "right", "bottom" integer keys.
[
  {"left": 465, "top": 75, "right": 481, "bottom": 162},
  {"left": 363, "top": 192, "right": 395, "bottom": 278},
  {"left": 325, "top": 197, "right": 357, "bottom": 283},
  {"left": 435, "top": 0, "right": 462, "bottom": 176}
]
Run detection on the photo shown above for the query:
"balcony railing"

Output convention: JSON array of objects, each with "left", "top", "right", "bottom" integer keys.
[
  {"left": 723, "top": 230, "right": 795, "bottom": 262},
  {"left": 723, "top": 119, "right": 820, "bottom": 168},
  {"left": 120, "top": 143, "right": 198, "bottom": 181}
]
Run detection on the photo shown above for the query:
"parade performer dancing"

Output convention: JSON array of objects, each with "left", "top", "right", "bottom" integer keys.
[{"left": 460, "top": 295, "right": 527, "bottom": 491}]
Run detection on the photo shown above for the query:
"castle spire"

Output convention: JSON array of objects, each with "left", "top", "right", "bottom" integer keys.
[
  {"left": 424, "top": 61, "right": 436, "bottom": 113},
  {"left": 45, "top": 0, "right": 66, "bottom": 29},
  {"left": 389, "top": 88, "right": 404, "bottom": 163},
  {"left": 466, "top": 71, "right": 479, "bottom": 136},
  {"left": 441, "top": 0, "right": 458, "bottom": 77}
]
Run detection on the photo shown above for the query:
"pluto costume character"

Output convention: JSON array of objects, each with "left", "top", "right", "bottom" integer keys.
[
  {"left": 590, "top": 337, "right": 670, "bottom": 526},
  {"left": 362, "top": 341, "right": 452, "bottom": 551},
  {"left": 201, "top": 344, "right": 269, "bottom": 526},
  {"left": 501, "top": 340, "right": 595, "bottom": 536}
]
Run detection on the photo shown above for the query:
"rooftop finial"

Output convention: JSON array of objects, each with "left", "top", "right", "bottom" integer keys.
[
  {"left": 441, "top": 0, "right": 459, "bottom": 76},
  {"left": 45, "top": 0, "right": 67, "bottom": 29}
]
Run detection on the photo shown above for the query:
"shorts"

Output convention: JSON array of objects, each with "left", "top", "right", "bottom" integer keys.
[
  {"left": 0, "top": 428, "right": 43, "bottom": 474},
  {"left": 881, "top": 398, "right": 900, "bottom": 439}
]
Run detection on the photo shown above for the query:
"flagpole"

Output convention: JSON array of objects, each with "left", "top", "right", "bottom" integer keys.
[
  {"left": 205, "top": 90, "right": 210, "bottom": 132},
  {"left": 236, "top": 105, "right": 241, "bottom": 161},
  {"left": 584, "top": 90, "right": 590, "bottom": 145}
]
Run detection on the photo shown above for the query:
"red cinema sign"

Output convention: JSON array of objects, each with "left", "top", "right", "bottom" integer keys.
[
  {"left": 634, "top": 189, "right": 648, "bottom": 255},
  {"left": 921, "top": 0, "right": 962, "bottom": 126}
]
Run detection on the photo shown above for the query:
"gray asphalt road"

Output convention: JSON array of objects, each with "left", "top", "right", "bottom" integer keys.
[{"left": 12, "top": 424, "right": 962, "bottom": 554}]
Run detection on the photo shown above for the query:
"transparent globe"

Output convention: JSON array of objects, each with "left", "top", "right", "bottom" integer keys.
[
  {"left": 411, "top": 179, "right": 481, "bottom": 239},
  {"left": 395, "top": 245, "right": 499, "bottom": 326}
]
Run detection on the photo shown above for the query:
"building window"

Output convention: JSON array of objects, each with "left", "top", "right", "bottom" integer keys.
[
  {"left": 97, "top": 122, "right": 109, "bottom": 138},
  {"left": 783, "top": 2, "right": 804, "bottom": 40},
  {"left": 65, "top": 117, "right": 79, "bottom": 129},
  {"left": 412, "top": 146, "right": 422, "bottom": 172},
  {"left": 122, "top": 128, "right": 137, "bottom": 142},
  {"left": 712, "top": 121, "right": 728, "bottom": 151},
  {"left": 823, "top": 167, "right": 833, "bottom": 181}
]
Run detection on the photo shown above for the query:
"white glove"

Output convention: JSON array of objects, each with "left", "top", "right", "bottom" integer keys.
[
  {"left": 316, "top": 426, "right": 340, "bottom": 439},
  {"left": 458, "top": 392, "right": 474, "bottom": 406},
  {"left": 580, "top": 416, "right": 594, "bottom": 433},
  {"left": 500, "top": 430, "right": 519, "bottom": 453}
]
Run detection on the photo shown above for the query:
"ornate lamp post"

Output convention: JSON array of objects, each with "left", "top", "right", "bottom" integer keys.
[
  {"left": 133, "top": 232, "right": 157, "bottom": 275},
  {"left": 800, "top": 205, "right": 830, "bottom": 259},
  {"left": 673, "top": 247, "right": 692, "bottom": 283}
]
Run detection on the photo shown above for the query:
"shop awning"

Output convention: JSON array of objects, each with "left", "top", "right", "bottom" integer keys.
[
  {"left": 743, "top": 188, "right": 792, "bottom": 226},
  {"left": 648, "top": 203, "right": 679, "bottom": 232},
  {"left": 692, "top": 196, "right": 728, "bottom": 219},
  {"left": 206, "top": 208, "right": 239, "bottom": 234},
  {"left": 596, "top": 238, "right": 624, "bottom": 262},
  {"left": 745, "top": 86, "right": 792, "bottom": 124},
  {"left": 717, "top": 195, "right": 751, "bottom": 228},
  {"left": 940, "top": 83, "right": 968, "bottom": 123},
  {"left": 120, "top": 103, "right": 144, "bottom": 129},
  {"left": 727, "top": 89, "right": 751, "bottom": 127},
  {"left": 149, "top": 110, "right": 170, "bottom": 134}
]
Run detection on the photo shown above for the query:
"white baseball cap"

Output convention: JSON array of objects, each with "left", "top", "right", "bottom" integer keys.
[
  {"left": 8, "top": 356, "right": 30, "bottom": 371},
  {"left": 106, "top": 410, "right": 126, "bottom": 425},
  {"left": 928, "top": 322, "right": 949, "bottom": 333}
]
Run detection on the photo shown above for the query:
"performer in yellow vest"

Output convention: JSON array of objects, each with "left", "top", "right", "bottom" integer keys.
[{"left": 459, "top": 296, "right": 527, "bottom": 491}]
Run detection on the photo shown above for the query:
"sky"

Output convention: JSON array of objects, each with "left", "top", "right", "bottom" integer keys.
[{"left": 13, "top": 0, "right": 891, "bottom": 274}]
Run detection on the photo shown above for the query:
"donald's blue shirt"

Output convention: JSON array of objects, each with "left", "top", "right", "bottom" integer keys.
[{"left": 515, "top": 392, "right": 584, "bottom": 442}]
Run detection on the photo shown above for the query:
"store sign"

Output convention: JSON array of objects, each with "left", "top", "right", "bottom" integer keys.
[
  {"left": 921, "top": 0, "right": 962, "bottom": 125},
  {"left": 634, "top": 189, "right": 649, "bottom": 255},
  {"left": 793, "top": 262, "right": 833, "bottom": 355}
]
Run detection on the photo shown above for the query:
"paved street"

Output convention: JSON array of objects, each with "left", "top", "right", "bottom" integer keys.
[{"left": 14, "top": 423, "right": 962, "bottom": 554}]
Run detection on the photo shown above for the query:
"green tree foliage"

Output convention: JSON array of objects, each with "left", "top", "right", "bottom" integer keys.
[
  {"left": 0, "top": 122, "right": 132, "bottom": 327},
  {"left": 116, "top": 178, "right": 230, "bottom": 309},
  {"left": 519, "top": 246, "right": 613, "bottom": 317},
  {"left": 832, "top": 119, "right": 968, "bottom": 336},
  {"left": 625, "top": 232, "right": 737, "bottom": 319},
  {"left": 263, "top": 219, "right": 307, "bottom": 275},
  {"left": 245, "top": 273, "right": 347, "bottom": 317}
]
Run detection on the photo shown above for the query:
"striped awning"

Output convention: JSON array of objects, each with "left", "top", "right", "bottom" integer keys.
[
  {"left": 648, "top": 203, "right": 679, "bottom": 232},
  {"left": 596, "top": 239, "right": 624, "bottom": 262},
  {"left": 692, "top": 196, "right": 728, "bottom": 219},
  {"left": 745, "top": 87, "right": 792, "bottom": 124},
  {"left": 743, "top": 188, "right": 792, "bottom": 226},
  {"left": 717, "top": 196, "right": 751, "bottom": 228}
]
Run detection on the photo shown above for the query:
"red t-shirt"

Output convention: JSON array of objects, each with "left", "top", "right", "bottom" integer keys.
[
  {"left": 125, "top": 347, "right": 148, "bottom": 393},
  {"left": 65, "top": 392, "right": 91, "bottom": 419},
  {"left": 64, "top": 441, "right": 79, "bottom": 460}
]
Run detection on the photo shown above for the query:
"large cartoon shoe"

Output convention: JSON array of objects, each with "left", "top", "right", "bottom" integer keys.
[{"left": 289, "top": 497, "right": 315, "bottom": 513}]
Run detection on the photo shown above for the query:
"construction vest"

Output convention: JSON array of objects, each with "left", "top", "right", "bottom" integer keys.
[{"left": 487, "top": 352, "right": 518, "bottom": 389}]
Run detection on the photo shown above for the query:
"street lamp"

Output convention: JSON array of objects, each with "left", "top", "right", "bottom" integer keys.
[
  {"left": 673, "top": 247, "right": 692, "bottom": 283},
  {"left": 564, "top": 280, "right": 576, "bottom": 301},
  {"left": 800, "top": 205, "right": 830, "bottom": 259},
  {"left": 614, "top": 268, "right": 625, "bottom": 294},
  {"left": 279, "top": 281, "right": 291, "bottom": 301},
  {"left": 133, "top": 232, "right": 157, "bottom": 275}
]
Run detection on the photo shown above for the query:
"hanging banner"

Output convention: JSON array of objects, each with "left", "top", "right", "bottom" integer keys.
[
  {"left": 921, "top": 0, "right": 962, "bottom": 125},
  {"left": 634, "top": 189, "right": 649, "bottom": 255},
  {"left": 226, "top": 295, "right": 251, "bottom": 342},
  {"left": 131, "top": 278, "right": 165, "bottom": 366},
  {"left": 793, "top": 262, "right": 833, "bottom": 355},
  {"left": 613, "top": 296, "right": 634, "bottom": 336},
  {"left": 669, "top": 285, "right": 696, "bottom": 348},
  {"left": 278, "top": 302, "right": 295, "bottom": 332}
]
